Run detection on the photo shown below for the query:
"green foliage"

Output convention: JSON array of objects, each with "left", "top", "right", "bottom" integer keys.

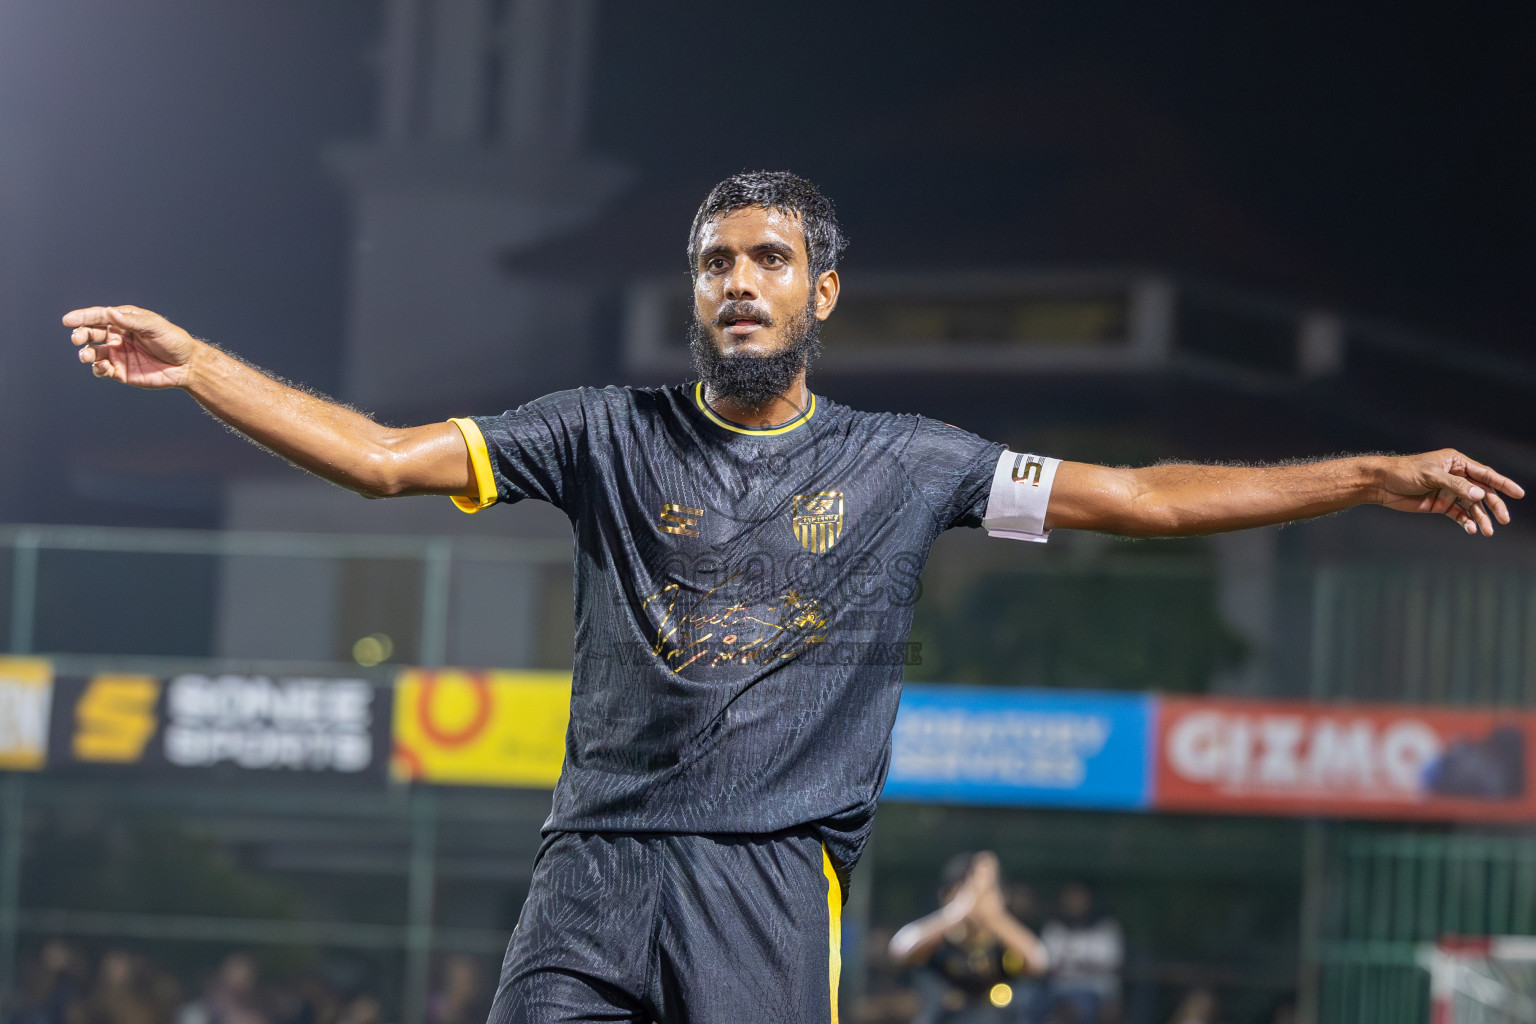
[
  {"left": 908, "top": 555, "right": 1247, "bottom": 691},
  {"left": 25, "top": 813, "right": 296, "bottom": 920}
]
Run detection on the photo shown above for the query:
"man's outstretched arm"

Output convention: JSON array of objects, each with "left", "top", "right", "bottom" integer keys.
[
  {"left": 1045, "top": 452, "right": 1523, "bottom": 538},
  {"left": 64, "top": 305, "right": 475, "bottom": 500}
]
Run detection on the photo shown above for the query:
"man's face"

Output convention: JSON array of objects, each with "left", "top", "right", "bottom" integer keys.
[{"left": 692, "top": 206, "right": 837, "bottom": 360}]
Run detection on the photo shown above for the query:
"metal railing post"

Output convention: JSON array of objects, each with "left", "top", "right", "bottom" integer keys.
[
  {"left": 8, "top": 530, "right": 39, "bottom": 655},
  {"left": 1296, "top": 820, "right": 1326, "bottom": 1024},
  {"left": 402, "top": 787, "right": 437, "bottom": 1024},
  {"left": 419, "top": 540, "right": 452, "bottom": 668},
  {"left": 0, "top": 775, "right": 26, "bottom": 1004}
]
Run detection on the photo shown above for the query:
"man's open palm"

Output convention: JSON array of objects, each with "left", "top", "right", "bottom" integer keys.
[
  {"left": 63, "top": 305, "right": 198, "bottom": 389},
  {"left": 1378, "top": 448, "right": 1525, "bottom": 536}
]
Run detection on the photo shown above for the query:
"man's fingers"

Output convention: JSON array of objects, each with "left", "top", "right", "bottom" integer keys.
[
  {"left": 62, "top": 306, "right": 115, "bottom": 328},
  {"left": 1467, "top": 499, "right": 1495, "bottom": 536},
  {"left": 1459, "top": 457, "right": 1525, "bottom": 500},
  {"left": 1483, "top": 487, "right": 1512, "bottom": 525},
  {"left": 1438, "top": 473, "right": 1491, "bottom": 509},
  {"left": 70, "top": 326, "right": 122, "bottom": 348},
  {"left": 1444, "top": 503, "right": 1477, "bottom": 535},
  {"left": 63, "top": 304, "right": 162, "bottom": 333}
]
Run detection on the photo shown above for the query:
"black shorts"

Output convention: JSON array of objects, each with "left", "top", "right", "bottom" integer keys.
[{"left": 487, "top": 830, "right": 843, "bottom": 1024}]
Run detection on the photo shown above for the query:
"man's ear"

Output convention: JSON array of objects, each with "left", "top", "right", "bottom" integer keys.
[{"left": 814, "top": 270, "right": 840, "bottom": 321}]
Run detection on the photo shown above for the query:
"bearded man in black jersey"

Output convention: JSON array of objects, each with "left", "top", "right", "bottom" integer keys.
[{"left": 65, "top": 171, "right": 1522, "bottom": 1024}]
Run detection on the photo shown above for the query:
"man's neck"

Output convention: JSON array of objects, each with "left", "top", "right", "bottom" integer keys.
[{"left": 702, "top": 374, "right": 810, "bottom": 428}]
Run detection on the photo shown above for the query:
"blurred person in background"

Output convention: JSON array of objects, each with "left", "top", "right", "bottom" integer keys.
[
  {"left": 176, "top": 954, "right": 267, "bottom": 1024},
  {"left": 850, "top": 925, "right": 922, "bottom": 1024},
  {"left": 11, "top": 941, "right": 88, "bottom": 1024},
  {"left": 890, "top": 851, "right": 1049, "bottom": 1023},
  {"left": 283, "top": 973, "right": 340, "bottom": 1024},
  {"left": 78, "top": 951, "right": 178, "bottom": 1024},
  {"left": 425, "top": 956, "right": 486, "bottom": 1024},
  {"left": 1163, "top": 988, "right": 1225, "bottom": 1024},
  {"left": 1041, "top": 885, "right": 1122, "bottom": 1023},
  {"left": 331, "top": 995, "right": 383, "bottom": 1024}
]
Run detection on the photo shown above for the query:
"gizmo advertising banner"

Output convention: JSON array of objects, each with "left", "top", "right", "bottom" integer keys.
[{"left": 1153, "top": 696, "right": 1536, "bottom": 821}]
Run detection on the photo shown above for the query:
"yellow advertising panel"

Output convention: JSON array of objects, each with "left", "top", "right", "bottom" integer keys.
[
  {"left": 0, "top": 657, "right": 52, "bottom": 770},
  {"left": 392, "top": 669, "right": 571, "bottom": 787}
]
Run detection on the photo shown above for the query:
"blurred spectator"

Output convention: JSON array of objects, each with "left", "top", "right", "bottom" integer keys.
[
  {"left": 176, "top": 955, "right": 267, "bottom": 1024},
  {"left": 425, "top": 956, "right": 485, "bottom": 1024},
  {"left": 282, "top": 975, "right": 339, "bottom": 1024},
  {"left": 853, "top": 926, "right": 922, "bottom": 1024},
  {"left": 12, "top": 941, "right": 88, "bottom": 1024},
  {"left": 331, "top": 996, "right": 381, "bottom": 1024},
  {"left": 1164, "top": 988, "right": 1224, "bottom": 1024},
  {"left": 889, "top": 851, "right": 1048, "bottom": 1023},
  {"left": 77, "top": 951, "right": 178, "bottom": 1024},
  {"left": 1040, "top": 884, "right": 1122, "bottom": 1023}
]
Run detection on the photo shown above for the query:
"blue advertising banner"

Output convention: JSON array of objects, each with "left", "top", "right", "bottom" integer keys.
[{"left": 883, "top": 685, "right": 1152, "bottom": 810}]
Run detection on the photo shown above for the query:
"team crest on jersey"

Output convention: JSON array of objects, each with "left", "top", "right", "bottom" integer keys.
[{"left": 792, "top": 491, "right": 845, "bottom": 553}]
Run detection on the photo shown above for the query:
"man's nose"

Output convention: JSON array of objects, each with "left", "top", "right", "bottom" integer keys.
[{"left": 723, "top": 258, "right": 759, "bottom": 302}]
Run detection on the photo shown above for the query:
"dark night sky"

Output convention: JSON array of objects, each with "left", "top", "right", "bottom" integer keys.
[{"left": 0, "top": 2, "right": 1531, "bottom": 524}]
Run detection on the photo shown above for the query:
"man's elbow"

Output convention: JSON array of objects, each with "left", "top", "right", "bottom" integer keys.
[
  {"left": 1114, "top": 502, "right": 1194, "bottom": 538},
  {"left": 350, "top": 451, "right": 412, "bottom": 500}
]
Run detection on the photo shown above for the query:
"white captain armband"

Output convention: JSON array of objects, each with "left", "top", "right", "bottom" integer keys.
[{"left": 982, "top": 450, "right": 1061, "bottom": 543}]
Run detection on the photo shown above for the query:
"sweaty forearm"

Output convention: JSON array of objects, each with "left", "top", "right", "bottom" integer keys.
[
  {"left": 1122, "top": 458, "right": 1381, "bottom": 535},
  {"left": 183, "top": 343, "right": 456, "bottom": 498},
  {"left": 1050, "top": 457, "right": 1383, "bottom": 537}
]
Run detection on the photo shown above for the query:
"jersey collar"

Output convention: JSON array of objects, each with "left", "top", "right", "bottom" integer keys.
[{"left": 692, "top": 381, "right": 816, "bottom": 436}]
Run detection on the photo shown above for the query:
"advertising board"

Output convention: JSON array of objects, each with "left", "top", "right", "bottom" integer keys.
[
  {"left": 884, "top": 684, "right": 1152, "bottom": 810},
  {"left": 1153, "top": 697, "right": 1536, "bottom": 821},
  {"left": 0, "top": 658, "right": 52, "bottom": 771},
  {"left": 391, "top": 669, "right": 571, "bottom": 788},
  {"left": 45, "top": 671, "right": 392, "bottom": 785}
]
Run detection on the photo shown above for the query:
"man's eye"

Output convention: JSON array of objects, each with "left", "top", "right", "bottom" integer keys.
[
  {"left": 707, "top": 258, "right": 727, "bottom": 272},
  {"left": 763, "top": 254, "right": 783, "bottom": 266}
]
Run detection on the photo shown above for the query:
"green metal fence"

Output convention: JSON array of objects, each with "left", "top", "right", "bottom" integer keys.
[
  {"left": 1302, "top": 825, "right": 1536, "bottom": 1024},
  {"left": 4, "top": 526, "right": 1536, "bottom": 1024},
  {"left": 1312, "top": 564, "right": 1536, "bottom": 707}
]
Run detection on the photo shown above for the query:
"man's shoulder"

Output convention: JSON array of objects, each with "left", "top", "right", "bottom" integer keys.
[
  {"left": 481, "top": 382, "right": 690, "bottom": 422},
  {"left": 814, "top": 395, "right": 921, "bottom": 438}
]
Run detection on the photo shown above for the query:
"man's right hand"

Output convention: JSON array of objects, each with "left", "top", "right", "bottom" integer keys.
[
  {"left": 60, "top": 304, "right": 479, "bottom": 502},
  {"left": 64, "top": 305, "right": 201, "bottom": 389}
]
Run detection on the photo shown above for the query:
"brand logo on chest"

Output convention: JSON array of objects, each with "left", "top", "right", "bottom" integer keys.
[{"left": 792, "top": 491, "right": 845, "bottom": 553}]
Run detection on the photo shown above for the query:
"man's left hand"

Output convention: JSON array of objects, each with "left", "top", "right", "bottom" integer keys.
[{"left": 1377, "top": 449, "right": 1524, "bottom": 536}]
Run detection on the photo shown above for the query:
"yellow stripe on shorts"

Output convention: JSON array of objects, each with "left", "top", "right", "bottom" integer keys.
[{"left": 822, "top": 844, "right": 842, "bottom": 1024}]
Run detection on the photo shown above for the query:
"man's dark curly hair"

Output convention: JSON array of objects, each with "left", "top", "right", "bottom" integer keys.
[{"left": 687, "top": 171, "right": 849, "bottom": 281}]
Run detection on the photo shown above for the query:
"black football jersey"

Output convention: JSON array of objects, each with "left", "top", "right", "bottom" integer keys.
[{"left": 458, "top": 382, "right": 1004, "bottom": 868}]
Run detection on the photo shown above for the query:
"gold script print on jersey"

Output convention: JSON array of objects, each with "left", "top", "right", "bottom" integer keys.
[
  {"left": 792, "top": 491, "right": 845, "bottom": 553},
  {"left": 659, "top": 503, "right": 704, "bottom": 537}
]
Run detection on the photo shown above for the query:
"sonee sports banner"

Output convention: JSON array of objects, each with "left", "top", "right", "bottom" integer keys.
[{"left": 44, "top": 671, "right": 392, "bottom": 786}]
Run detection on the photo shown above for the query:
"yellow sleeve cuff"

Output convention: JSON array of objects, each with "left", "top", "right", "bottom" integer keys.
[{"left": 448, "top": 417, "right": 498, "bottom": 513}]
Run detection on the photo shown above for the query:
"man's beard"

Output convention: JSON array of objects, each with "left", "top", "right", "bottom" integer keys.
[{"left": 689, "top": 299, "right": 822, "bottom": 411}]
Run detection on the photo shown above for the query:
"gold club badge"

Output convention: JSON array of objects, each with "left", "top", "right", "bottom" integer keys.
[{"left": 792, "top": 491, "right": 845, "bottom": 553}]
